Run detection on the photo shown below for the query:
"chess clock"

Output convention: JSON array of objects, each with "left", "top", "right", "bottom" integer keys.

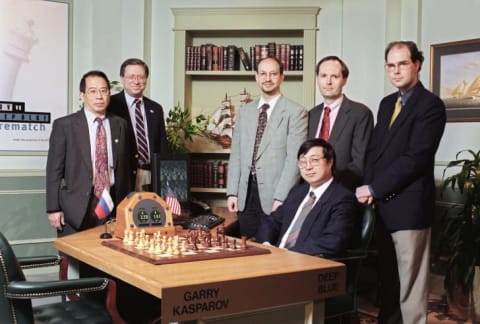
[{"left": 115, "top": 192, "right": 175, "bottom": 239}]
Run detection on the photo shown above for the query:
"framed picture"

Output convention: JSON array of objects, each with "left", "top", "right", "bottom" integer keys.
[{"left": 430, "top": 38, "right": 480, "bottom": 122}]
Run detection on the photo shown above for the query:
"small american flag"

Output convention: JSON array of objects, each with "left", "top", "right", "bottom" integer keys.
[{"left": 165, "top": 185, "right": 182, "bottom": 216}]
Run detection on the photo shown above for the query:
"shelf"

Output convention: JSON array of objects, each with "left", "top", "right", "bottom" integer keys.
[
  {"left": 186, "top": 71, "right": 304, "bottom": 77},
  {"left": 191, "top": 187, "right": 227, "bottom": 193}
]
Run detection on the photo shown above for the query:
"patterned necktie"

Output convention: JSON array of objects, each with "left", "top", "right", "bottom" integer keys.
[
  {"left": 94, "top": 117, "right": 110, "bottom": 199},
  {"left": 251, "top": 103, "right": 269, "bottom": 174},
  {"left": 318, "top": 106, "right": 331, "bottom": 141},
  {"left": 389, "top": 96, "right": 402, "bottom": 128},
  {"left": 134, "top": 99, "right": 149, "bottom": 164},
  {"left": 284, "top": 191, "right": 316, "bottom": 249}
]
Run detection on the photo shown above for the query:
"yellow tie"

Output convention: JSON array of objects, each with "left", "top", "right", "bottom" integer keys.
[{"left": 389, "top": 96, "right": 402, "bottom": 127}]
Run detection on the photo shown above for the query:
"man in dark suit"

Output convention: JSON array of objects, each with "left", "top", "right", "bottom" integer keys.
[
  {"left": 256, "top": 138, "right": 358, "bottom": 256},
  {"left": 308, "top": 56, "right": 373, "bottom": 191},
  {"left": 108, "top": 58, "right": 169, "bottom": 191},
  {"left": 46, "top": 70, "right": 134, "bottom": 236},
  {"left": 356, "top": 41, "right": 446, "bottom": 323}
]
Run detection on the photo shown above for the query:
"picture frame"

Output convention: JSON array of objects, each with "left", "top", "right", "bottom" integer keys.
[{"left": 430, "top": 38, "right": 480, "bottom": 122}]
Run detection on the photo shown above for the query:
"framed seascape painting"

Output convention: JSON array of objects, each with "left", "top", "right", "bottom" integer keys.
[{"left": 430, "top": 38, "right": 480, "bottom": 122}]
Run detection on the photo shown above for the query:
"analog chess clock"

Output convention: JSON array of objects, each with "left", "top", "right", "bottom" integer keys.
[{"left": 115, "top": 192, "right": 175, "bottom": 239}]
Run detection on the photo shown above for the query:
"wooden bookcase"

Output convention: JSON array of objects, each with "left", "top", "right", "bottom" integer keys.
[{"left": 172, "top": 7, "right": 319, "bottom": 205}]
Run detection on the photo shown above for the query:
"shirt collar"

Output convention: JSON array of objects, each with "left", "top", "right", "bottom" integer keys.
[{"left": 258, "top": 94, "right": 281, "bottom": 110}]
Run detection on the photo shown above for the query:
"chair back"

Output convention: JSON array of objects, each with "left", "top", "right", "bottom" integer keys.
[
  {"left": 358, "top": 204, "right": 375, "bottom": 253},
  {"left": 0, "top": 232, "right": 34, "bottom": 324}
]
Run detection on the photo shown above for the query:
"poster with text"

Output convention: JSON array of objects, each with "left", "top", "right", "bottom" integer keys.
[{"left": 0, "top": 0, "right": 68, "bottom": 152}]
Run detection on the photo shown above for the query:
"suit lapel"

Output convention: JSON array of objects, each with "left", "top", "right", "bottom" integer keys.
[
  {"left": 329, "top": 98, "right": 351, "bottom": 144},
  {"left": 73, "top": 111, "right": 93, "bottom": 175},
  {"left": 109, "top": 114, "right": 120, "bottom": 170},
  {"left": 256, "top": 96, "right": 285, "bottom": 157},
  {"left": 309, "top": 104, "right": 323, "bottom": 138}
]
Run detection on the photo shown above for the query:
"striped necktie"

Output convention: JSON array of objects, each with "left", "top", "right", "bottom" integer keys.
[
  {"left": 284, "top": 191, "right": 316, "bottom": 249},
  {"left": 134, "top": 99, "right": 149, "bottom": 164}
]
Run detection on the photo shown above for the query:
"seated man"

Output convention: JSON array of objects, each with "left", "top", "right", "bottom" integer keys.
[{"left": 256, "top": 138, "right": 359, "bottom": 256}]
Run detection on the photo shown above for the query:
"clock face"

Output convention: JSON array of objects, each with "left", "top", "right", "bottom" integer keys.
[{"left": 132, "top": 199, "right": 167, "bottom": 227}]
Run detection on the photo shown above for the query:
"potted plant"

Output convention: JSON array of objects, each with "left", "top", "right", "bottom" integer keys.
[
  {"left": 166, "top": 102, "right": 208, "bottom": 153},
  {"left": 439, "top": 149, "right": 480, "bottom": 321}
]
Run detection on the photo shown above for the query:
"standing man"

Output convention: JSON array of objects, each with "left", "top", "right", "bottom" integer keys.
[
  {"left": 256, "top": 139, "right": 358, "bottom": 256},
  {"left": 47, "top": 70, "right": 134, "bottom": 236},
  {"left": 227, "top": 57, "right": 307, "bottom": 239},
  {"left": 109, "top": 58, "right": 169, "bottom": 191},
  {"left": 308, "top": 56, "right": 373, "bottom": 191},
  {"left": 356, "top": 41, "right": 446, "bottom": 324}
]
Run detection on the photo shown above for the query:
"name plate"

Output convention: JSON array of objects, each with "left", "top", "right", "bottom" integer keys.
[{"left": 162, "top": 266, "right": 345, "bottom": 323}]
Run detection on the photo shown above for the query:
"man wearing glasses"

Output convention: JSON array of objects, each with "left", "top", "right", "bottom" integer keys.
[
  {"left": 46, "top": 70, "right": 133, "bottom": 236},
  {"left": 109, "top": 58, "right": 169, "bottom": 191},
  {"left": 256, "top": 138, "right": 358, "bottom": 256},
  {"left": 227, "top": 57, "right": 307, "bottom": 240},
  {"left": 356, "top": 41, "right": 446, "bottom": 323}
]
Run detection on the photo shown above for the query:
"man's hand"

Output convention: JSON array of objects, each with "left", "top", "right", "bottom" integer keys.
[
  {"left": 356, "top": 185, "right": 374, "bottom": 205},
  {"left": 227, "top": 196, "right": 238, "bottom": 213},
  {"left": 48, "top": 211, "right": 65, "bottom": 230},
  {"left": 272, "top": 199, "right": 283, "bottom": 212}
]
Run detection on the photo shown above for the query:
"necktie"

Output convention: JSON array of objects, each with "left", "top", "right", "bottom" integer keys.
[
  {"left": 134, "top": 99, "right": 149, "bottom": 164},
  {"left": 251, "top": 103, "right": 269, "bottom": 174},
  {"left": 284, "top": 191, "right": 316, "bottom": 249},
  {"left": 389, "top": 96, "right": 402, "bottom": 128},
  {"left": 94, "top": 117, "right": 110, "bottom": 199},
  {"left": 318, "top": 106, "right": 331, "bottom": 141}
]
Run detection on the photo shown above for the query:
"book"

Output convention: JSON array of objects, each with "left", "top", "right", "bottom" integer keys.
[{"left": 237, "top": 47, "right": 252, "bottom": 71}]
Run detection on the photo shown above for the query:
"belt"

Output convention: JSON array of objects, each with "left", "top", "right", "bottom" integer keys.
[{"left": 138, "top": 163, "right": 151, "bottom": 170}]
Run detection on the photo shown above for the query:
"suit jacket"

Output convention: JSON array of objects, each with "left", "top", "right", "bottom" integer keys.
[
  {"left": 227, "top": 95, "right": 307, "bottom": 214},
  {"left": 46, "top": 110, "right": 134, "bottom": 230},
  {"left": 256, "top": 181, "right": 359, "bottom": 256},
  {"left": 364, "top": 82, "right": 446, "bottom": 231},
  {"left": 108, "top": 91, "right": 168, "bottom": 181},
  {"left": 308, "top": 96, "right": 373, "bottom": 190}
]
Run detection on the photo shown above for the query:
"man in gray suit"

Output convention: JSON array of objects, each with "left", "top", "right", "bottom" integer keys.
[
  {"left": 46, "top": 70, "right": 134, "bottom": 237},
  {"left": 227, "top": 57, "right": 307, "bottom": 239},
  {"left": 308, "top": 56, "right": 373, "bottom": 191}
]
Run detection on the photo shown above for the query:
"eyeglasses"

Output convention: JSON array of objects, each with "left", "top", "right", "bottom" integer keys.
[
  {"left": 85, "top": 88, "right": 109, "bottom": 96},
  {"left": 124, "top": 75, "right": 147, "bottom": 83},
  {"left": 298, "top": 156, "right": 326, "bottom": 169},
  {"left": 385, "top": 60, "right": 412, "bottom": 71},
  {"left": 257, "top": 71, "right": 281, "bottom": 79}
]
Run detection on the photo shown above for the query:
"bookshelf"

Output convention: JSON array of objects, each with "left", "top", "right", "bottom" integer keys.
[{"left": 172, "top": 7, "right": 319, "bottom": 205}]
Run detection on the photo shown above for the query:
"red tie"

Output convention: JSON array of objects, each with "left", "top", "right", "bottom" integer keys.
[
  {"left": 94, "top": 117, "right": 110, "bottom": 199},
  {"left": 318, "top": 106, "right": 331, "bottom": 141}
]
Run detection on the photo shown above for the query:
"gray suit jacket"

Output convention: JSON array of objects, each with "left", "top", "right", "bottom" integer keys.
[
  {"left": 227, "top": 95, "right": 307, "bottom": 214},
  {"left": 46, "top": 110, "right": 134, "bottom": 229},
  {"left": 308, "top": 96, "right": 373, "bottom": 190}
]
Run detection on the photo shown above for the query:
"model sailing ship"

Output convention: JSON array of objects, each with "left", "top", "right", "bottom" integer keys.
[{"left": 203, "top": 89, "right": 252, "bottom": 149}]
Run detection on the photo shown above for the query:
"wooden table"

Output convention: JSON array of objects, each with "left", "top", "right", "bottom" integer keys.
[{"left": 55, "top": 209, "right": 346, "bottom": 323}]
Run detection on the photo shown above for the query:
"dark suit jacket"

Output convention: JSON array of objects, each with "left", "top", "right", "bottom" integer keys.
[
  {"left": 256, "top": 181, "right": 359, "bottom": 256},
  {"left": 364, "top": 82, "right": 446, "bottom": 231},
  {"left": 108, "top": 91, "right": 169, "bottom": 181},
  {"left": 46, "top": 110, "right": 134, "bottom": 230},
  {"left": 308, "top": 96, "right": 373, "bottom": 190}
]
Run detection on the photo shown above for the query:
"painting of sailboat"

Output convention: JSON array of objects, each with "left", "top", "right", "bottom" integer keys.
[{"left": 431, "top": 38, "right": 480, "bottom": 121}]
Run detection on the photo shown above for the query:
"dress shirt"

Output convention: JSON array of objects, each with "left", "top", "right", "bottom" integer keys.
[
  {"left": 258, "top": 94, "right": 281, "bottom": 119},
  {"left": 315, "top": 95, "right": 344, "bottom": 138},
  {"left": 278, "top": 177, "right": 333, "bottom": 248},
  {"left": 84, "top": 109, "right": 115, "bottom": 186}
]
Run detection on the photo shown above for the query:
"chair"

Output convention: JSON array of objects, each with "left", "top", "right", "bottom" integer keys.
[
  {"left": 0, "top": 231, "right": 124, "bottom": 324},
  {"left": 325, "top": 204, "right": 376, "bottom": 323}
]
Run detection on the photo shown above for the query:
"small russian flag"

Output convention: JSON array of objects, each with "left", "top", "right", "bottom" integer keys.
[{"left": 95, "top": 188, "right": 114, "bottom": 219}]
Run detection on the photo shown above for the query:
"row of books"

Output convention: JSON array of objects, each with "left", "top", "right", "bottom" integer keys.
[
  {"left": 185, "top": 43, "right": 304, "bottom": 72},
  {"left": 189, "top": 161, "right": 228, "bottom": 189}
]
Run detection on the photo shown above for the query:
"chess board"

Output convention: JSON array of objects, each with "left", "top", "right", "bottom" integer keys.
[{"left": 102, "top": 230, "right": 271, "bottom": 265}]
